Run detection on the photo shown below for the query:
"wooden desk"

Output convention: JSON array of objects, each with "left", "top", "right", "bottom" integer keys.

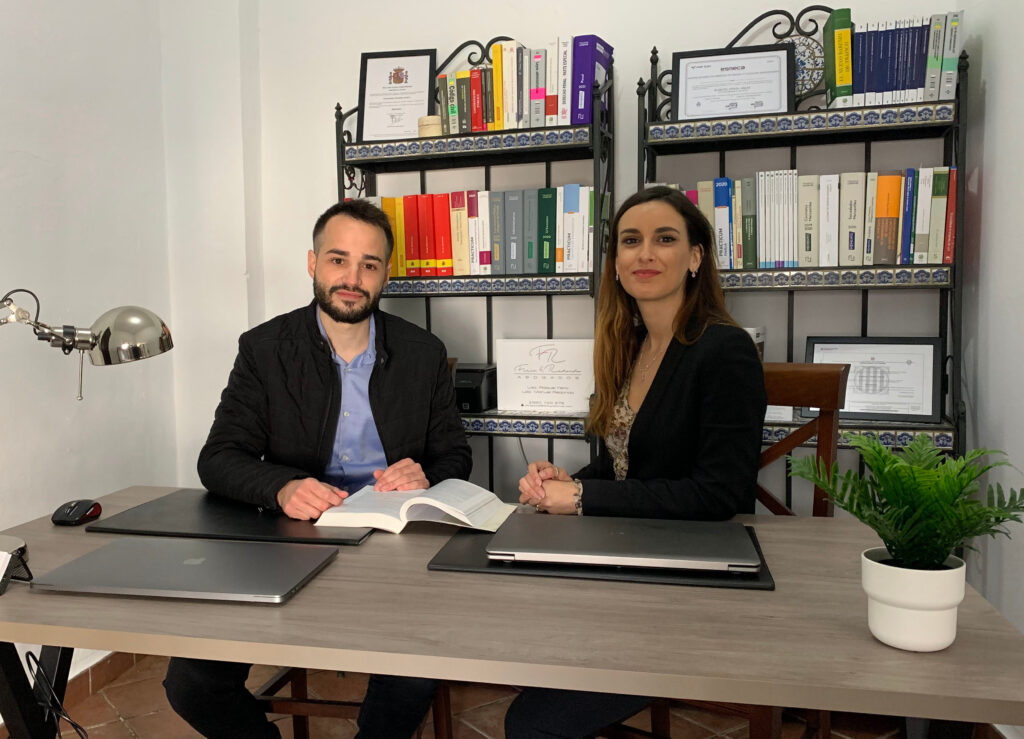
[{"left": 3, "top": 486, "right": 1024, "bottom": 735}]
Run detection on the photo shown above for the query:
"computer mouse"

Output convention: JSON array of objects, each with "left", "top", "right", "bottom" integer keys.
[{"left": 51, "top": 500, "right": 102, "bottom": 526}]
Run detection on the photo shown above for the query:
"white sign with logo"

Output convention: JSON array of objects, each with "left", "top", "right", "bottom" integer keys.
[{"left": 496, "top": 339, "right": 594, "bottom": 414}]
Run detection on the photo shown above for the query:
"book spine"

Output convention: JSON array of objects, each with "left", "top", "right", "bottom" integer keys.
[
  {"left": 581, "top": 185, "right": 593, "bottom": 273},
  {"left": 514, "top": 45, "right": 523, "bottom": 128},
  {"left": 449, "top": 191, "right": 470, "bottom": 276},
  {"left": 863, "top": 172, "right": 877, "bottom": 266},
  {"left": 456, "top": 71, "right": 471, "bottom": 134},
  {"left": 503, "top": 44, "right": 516, "bottom": 129},
  {"left": 882, "top": 20, "right": 896, "bottom": 105},
  {"left": 482, "top": 66, "right": 494, "bottom": 129},
  {"left": 402, "top": 195, "right": 420, "bottom": 276},
  {"left": 545, "top": 40, "right": 558, "bottom": 126},
  {"left": 732, "top": 179, "right": 743, "bottom": 270},
  {"left": 819, "top": 174, "right": 840, "bottom": 267},
  {"left": 418, "top": 193, "right": 437, "bottom": 276},
  {"left": 489, "top": 190, "right": 505, "bottom": 275},
  {"left": 477, "top": 190, "right": 492, "bottom": 274},
  {"left": 538, "top": 187, "right": 557, "bottom": 273},
  {"left": 939, "top": 10, "right": 964, "bottom": 100},
  {"left": 840, "top": 172, "right": 865, "bottom": 266},
  {"left": 557, "top": 37, "right": 573, "bottom": 126},
  {"left": 469, "top": 69, "right": 484, "bottom": 132},
  {"left": 825, "top": 9, "right": 854, "bottom": 108},
  {"left": 530, "top": 49, "right": 546, "bottom": 128},
  {"left": 895, "top": 19, "right": 907, "bottom": 104},
  {"left": 555, "top": 186, "right": 565, "bottom": 272},
  {"left": 942, "top": 167, "right": 957, "bottom": 264},
  {"left": 852, "top": 25, "right": 866, "bottom": 107},
  {"left": 436, "top": 75, "right": 449, "bottom": 136},
  {"left": 466, "top": 190, "right": 480, "bottom": 275},
  {"left": 915, "top": 18, "right": 928, "bottom": 101},
  {"left": 741, "top": 176, "right": 757, "bottom": 270},
  {"left": 506, "top": 189, "right": 524, "bottom": 274},
  {"left": 913, "top": 167, "right": 934, "bottom": 264},
  {"left": 927, "top": 167, "right": 949, "bottom": 264},
  {"left": 445, "top": 75, "right": 459, "bottom": 135},
  {"left": 924, "top": 14, "right": 946, "bottom": 101},
  {"left": 789, "top": 170, "right": 799, "bottom": 268},
  {"left": 562, "top": 184, "right": 581, "bottom": 272},
  {"left": 756, "top": 171, "right": 766, "bottom": 268},
  {"left": 381, "top": 197, "right": 398, "bottom": 277},
  {"left": 864, "top": 21, "right": 877, "bottom": 106},
  {"left": 490, "top": 43, "right": 504, "bottom": 131},
  {"left": 524, "top": 188, "right": 539, "bottom": 274},
  {"left": 798, "top": 174, "right": 820, "bottom": 268},
  {"left": 899, "top": 168, "right": 917, "bottom": 265},
  {"left": 713, "top": 178, "right": 733, "bottom": 270},
  {"left": 696, "top": 180, "right": 715, "bottom": 227}
]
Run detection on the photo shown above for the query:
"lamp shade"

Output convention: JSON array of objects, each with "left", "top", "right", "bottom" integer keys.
[{"left": 87, "top": 305, "right": 173, "bottom": 366}]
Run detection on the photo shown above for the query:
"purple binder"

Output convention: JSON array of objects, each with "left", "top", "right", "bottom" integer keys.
[{"left": 570, "top": 34, "right": 613, "bottom": 125}]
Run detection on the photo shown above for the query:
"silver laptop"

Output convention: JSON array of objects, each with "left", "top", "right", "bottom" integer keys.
[
  {"left": 31, "top": 537, "right": 338, "bottom": 604},
  {"left": 486, "top": 514, "right": 761, "bottom": 573}
]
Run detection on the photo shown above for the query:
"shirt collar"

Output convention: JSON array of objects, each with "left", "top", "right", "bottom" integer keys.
[{"left": 315, "top": 309, "right": 377, "bottom": 368}]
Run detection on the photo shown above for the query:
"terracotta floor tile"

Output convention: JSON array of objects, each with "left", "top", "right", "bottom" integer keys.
[
  {"left": 830, "top": 711, "right": 904, "bottom": 739},
  {"left": 61, "top": 718, "right": 136, "bottom": 738},
  {"left": 246, "top": 663, "right": 291, "bottom": 692},
  {"left": 622, "top": 707, "right": 717, "bottom": 739},
  {"left": 125, "top": 709, "right": 200, "bottom": 738},
  {"left": 456, "top": 695, "right": 515, "bottom": 739},
  {"left": 671, "top": 704, "right": 748, "bottom": 734},
  {"left": 90, "top": 652, "right": 136, "bottom": 692},
  {"left": 63, "top": 691, "right": 119, "bottom": 729},
  {"left": 307, "top": 670, "right": 370, "bottom": 702},
  {"left": 449, "top": 682, "right": 518, "bottom": 714},
  {"left": 101, "top": 676, "right": 174, "bottom": 718},
  {"left": 108, "top": 654, "right": 167, "bottom": 687},
  {"left": 274, "top": 716, "right": 360, "bottom": 738}
]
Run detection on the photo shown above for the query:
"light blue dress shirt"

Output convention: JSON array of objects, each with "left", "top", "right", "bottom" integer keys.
[{"left": 316, "top": 311, "right": 388, "bottom": 492}]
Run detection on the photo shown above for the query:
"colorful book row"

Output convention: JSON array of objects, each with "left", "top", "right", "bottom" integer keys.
[
  {"left": 648, "top": 102, "right": 954, "bottom": 143},
  {"left": 436, "top": 34, "right": 612, "bottom": 135},
  {"left": 675, "top": 166, "right": 956, "bottom": 271},
  {"left": 364, "top": 185, "right": 598, "bottom": 278},
  {"left": 823, "top": 8, "right": 964, "bottom": 109}
]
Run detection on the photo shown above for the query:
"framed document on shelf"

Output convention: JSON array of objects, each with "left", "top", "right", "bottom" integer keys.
[
  {"left": 357, "top": 49, "right": 437, "bottom": 142},
  {"left": 670, "top": 44, "right": 794, "bottom": 121},
  {"left": 495, "top": 339, "right": 594, "bottom": 414},
  {"left": 803, "top": 336, "right": 943, "bottom": 423}
]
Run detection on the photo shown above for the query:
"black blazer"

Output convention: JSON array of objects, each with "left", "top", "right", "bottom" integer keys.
[{"left": 576, "top": 323, "right": 766, "bottom": 520}]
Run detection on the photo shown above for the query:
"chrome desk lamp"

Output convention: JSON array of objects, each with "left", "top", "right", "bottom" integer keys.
[{"left": 1, "top": 288, "right": 173, "bottom": 400}]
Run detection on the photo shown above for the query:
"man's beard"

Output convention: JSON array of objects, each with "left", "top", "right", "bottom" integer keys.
[{"left": 313, "top": 277, "right": 383, "bottom": 324}]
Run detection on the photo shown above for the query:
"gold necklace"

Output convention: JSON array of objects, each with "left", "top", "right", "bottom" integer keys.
[{"left": 637, "top": 336, "right": 663, "bottom": 384}]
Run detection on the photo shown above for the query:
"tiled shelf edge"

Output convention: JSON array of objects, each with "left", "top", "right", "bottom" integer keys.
[
  {"left": 720, "top": 266, "right": 951, "bottom": 290},
  {"left": 383, "top": 275, "right": 592, "bottom": 297}
]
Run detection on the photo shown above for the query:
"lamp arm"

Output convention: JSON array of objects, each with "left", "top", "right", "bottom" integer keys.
[{"left": 2, "top": 298, "right": 95, "bottom": 355}]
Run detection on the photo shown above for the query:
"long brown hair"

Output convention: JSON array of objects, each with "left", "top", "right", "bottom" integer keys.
[{"left": 588, "top": 186, "right": 737, "bottom": 436}]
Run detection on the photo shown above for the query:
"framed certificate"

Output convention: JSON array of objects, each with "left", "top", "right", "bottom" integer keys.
[
  {"left": 671, "top": 44, "right": 794, "bottom": 121},
  {"left": 357, "top": 49, "right": 437, "bottom": 142},
  {"left": 803, "top": 336, "right": 943, "bottom": 423},
  {"left": 495, "top": 339, "right": 594, "bottom": 414}
]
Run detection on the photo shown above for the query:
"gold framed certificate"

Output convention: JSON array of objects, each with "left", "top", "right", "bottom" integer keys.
[
  {"left": 357, "top": 49, "right": 437, "bottom": 142},
  {"left": 671, "top": 44, "right": 795, "bottom": 121}
]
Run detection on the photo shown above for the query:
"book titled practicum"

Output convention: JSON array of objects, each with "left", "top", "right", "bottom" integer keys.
[{"left": 314, "top": 479, "right": 515, "bottom": 534}]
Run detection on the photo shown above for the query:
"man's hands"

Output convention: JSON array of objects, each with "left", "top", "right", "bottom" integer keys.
[
  {"left": 276, "top": 478, "right": 346, "bottom": 520},
  {"left": 373, "top": 458, "right": 429, "bottom": 492}
]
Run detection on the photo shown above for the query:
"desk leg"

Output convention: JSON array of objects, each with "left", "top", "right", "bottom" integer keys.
[{"left": 0, "top": 641, "right": 72, "bottom": 739}]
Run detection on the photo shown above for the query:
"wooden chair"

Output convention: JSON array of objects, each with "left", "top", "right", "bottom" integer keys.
[
  {"left": 253, "top": 667, "right": 453, "bottom": 739},
  {"left": 618, "top": 362, "right": 850, "bottom": 739}
]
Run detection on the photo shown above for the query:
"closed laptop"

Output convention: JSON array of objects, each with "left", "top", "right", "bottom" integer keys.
[
  {"left": 486, "top": 514, "right": 761, "bottom": 573},
  {"left": 31, "top": 537, "right": 337, "bottom": 604}
]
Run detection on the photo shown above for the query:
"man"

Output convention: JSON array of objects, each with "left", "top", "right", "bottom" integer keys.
[{"left": 163, "top": 199, "right": 471, "bottom": 738}]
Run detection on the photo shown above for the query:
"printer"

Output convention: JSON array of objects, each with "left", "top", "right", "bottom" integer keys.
[{"left": 453, "top": 363, "right": 497, "bottom": 413}]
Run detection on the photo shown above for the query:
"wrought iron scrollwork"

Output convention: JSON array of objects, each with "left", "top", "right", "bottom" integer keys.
[
  {"left": 437, "top": 36, "right": 511, "bottom": 75},
  {"left": 335, "top": 104, "right": 366, "bottom": 195},
  {"left": 639, "top": 5, "right": 834, "bottom": 122}
]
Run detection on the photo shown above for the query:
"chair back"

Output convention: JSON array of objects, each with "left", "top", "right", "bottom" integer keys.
[{"left": 758, "top": 362, "right": 850, "bottom": 517}]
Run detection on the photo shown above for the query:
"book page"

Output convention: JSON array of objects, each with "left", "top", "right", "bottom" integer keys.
[{"left": 401, "top": 478, "right": 514, "bottom": 532}]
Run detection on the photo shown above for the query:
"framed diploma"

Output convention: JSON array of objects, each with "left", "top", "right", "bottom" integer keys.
[
  {"left": 803, "top": 336, "right": 943, "bottom": 423},
  {"left": 495, "top": 339, "right": 594, "bottom": 414},
  {"left": 670, "top": 44, "right": 794, "bottom": 121},
  {"left": 357, "top": 49, "right": 437, "bottom": 142}
]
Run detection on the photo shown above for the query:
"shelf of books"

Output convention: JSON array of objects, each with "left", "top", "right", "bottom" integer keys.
[{"left": 460, "top": 410, "right": 588, "bottom": 440}]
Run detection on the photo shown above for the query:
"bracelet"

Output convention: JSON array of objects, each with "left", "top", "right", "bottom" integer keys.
[{"left": 571, "top": 478, "right": 584, "bottom": 516}]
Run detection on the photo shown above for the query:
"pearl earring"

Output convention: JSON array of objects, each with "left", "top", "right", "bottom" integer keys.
[
  {"left": 690, "top": 269, "right": 697, "bottom": 278},
  {"left": 615, "top": 272, "right": 620, "bottom": 281}
]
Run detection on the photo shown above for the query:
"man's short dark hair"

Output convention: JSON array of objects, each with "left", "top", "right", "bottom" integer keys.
[{"left": 312, "top": 200, "right": 394, "bottom": 260}]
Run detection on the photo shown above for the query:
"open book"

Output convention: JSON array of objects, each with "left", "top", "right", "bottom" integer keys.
[{"left": 314, "top": 478, "right": 515, "bottom": 534}]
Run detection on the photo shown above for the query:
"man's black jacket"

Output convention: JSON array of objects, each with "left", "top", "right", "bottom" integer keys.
[{"left": 198, "top": 302, "right": 472, "bottom": 508}]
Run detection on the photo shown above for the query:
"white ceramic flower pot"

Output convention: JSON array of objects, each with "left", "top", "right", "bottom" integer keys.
[{"left": 861, "top": 547, "right": 966, "bottom": 652}]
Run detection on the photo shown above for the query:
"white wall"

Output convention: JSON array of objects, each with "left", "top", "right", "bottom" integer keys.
[{"left": 0, "top": 1, "right": 175, "bottom": 528}]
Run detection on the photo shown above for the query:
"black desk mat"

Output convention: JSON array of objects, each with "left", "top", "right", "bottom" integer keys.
[
  {"left": 87, "top": 488, "right": 372, "bottom": 546},
  {"left": 428, "top": 524, "right": 774, "bottom": 590}
]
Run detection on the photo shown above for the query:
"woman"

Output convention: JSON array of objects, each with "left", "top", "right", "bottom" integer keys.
[{"left": 505, "top": 185, "right": 766, "bottom": 739}]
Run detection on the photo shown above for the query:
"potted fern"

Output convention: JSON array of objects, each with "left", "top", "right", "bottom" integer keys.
[{"left": 790, "top": 433, "right": 1024, "bottom": 652}]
